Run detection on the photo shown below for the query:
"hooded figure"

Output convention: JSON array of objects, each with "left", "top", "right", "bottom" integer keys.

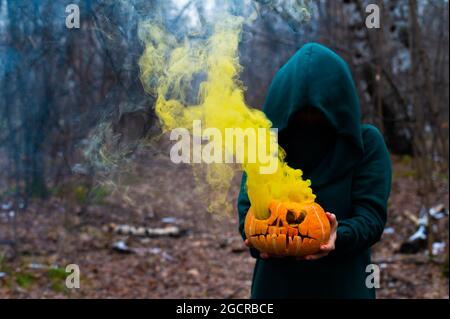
[{"left": 237, "top": 43, "right": 392, "bottom": 299}]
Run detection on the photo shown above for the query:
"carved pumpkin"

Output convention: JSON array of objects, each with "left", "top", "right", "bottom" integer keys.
[{"left": 244, "top": 201, "right": 330, "bottom": 257}]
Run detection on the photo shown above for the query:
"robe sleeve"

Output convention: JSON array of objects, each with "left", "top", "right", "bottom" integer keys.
[
  {"left": 334, "top": 125, "right": 392, "bottom": 255},
  {"left": 237, "top": 172, "right": 260, "bottom": 258}
]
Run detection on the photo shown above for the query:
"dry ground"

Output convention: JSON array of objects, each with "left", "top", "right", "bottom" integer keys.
[{"left": 0, "top": 145, "right": 448, "bottom": 298}]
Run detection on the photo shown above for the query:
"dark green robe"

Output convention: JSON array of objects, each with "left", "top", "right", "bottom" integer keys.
[{"left": 237, "top": 43, "right": 392, "bottom": 299}]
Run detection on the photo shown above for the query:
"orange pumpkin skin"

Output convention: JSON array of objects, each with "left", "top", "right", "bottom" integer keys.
[{"left": 244, "top": 201, "right": 331, "bottom": 257}]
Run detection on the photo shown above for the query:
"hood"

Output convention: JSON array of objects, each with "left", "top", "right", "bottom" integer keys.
[{"left": 262, "top": 42, "right": 364, "bottom": 188}]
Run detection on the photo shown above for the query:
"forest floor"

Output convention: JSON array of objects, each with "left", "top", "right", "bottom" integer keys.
[{"left": 0, "top": 145, "right": 448, "bottom": 298}]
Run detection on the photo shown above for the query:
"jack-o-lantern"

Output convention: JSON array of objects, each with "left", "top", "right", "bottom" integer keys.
[{"left": 244, "top": 201, "right": 330, "bottom": 257}]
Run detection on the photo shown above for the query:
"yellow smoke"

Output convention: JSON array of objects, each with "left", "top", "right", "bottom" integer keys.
[{"left": 138, "top": 14, "right": 315, "bottom": 219}]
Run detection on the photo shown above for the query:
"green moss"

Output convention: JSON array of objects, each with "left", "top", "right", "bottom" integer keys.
[
  {"left": 16, "top": 272, "right": 37, "bottom": 288},
  {"left": 50, "top": 281, "right": 69, "bottom": 293},
  {"left": 89, "top": 185, "right": 111, "bottom": 204},
  {"left": 47, "top": 267, "right": 67, "bottom": 281},
  {"left": 47, "top": 267, "right": 71, "bottom": 294}
]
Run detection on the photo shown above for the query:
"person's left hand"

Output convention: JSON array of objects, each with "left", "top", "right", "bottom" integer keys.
[{"left": 297, "top": 212, "right": 338, "bottom": 261}]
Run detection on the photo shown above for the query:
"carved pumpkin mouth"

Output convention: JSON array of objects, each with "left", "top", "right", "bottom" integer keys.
[{"left": 244, "top": 201, "right": 330, "bottom": 257}]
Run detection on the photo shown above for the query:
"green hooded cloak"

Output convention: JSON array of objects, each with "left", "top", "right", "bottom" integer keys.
[{"left": 237, "top": 43, "right": 392, "bottom": 299}]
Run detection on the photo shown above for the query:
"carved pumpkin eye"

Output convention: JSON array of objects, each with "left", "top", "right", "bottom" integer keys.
[
  {"left": 286, "top": 210, "right": 296, "bottom": 224},
  {"left": 298, "top": 210, "right": 306, "bottom": 223},
  {"left": 286, "top": 209, "right": 306, "bottom": 226}
]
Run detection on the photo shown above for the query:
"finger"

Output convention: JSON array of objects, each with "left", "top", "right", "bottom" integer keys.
[
  {"left": 261, "top": 253, "right": 286, "bottom": 259},
  {"left": 326, "top": 212, "right": 336, "bottom": 224},
  {"left": 260, "top": 253, "right": 270, "bottom": 259},
  {"left": 320, "top": 243, "right": 335, "bottom": 252},
  {"left": 244, "top": 239, "right": 253, "bottom": 248},
  {"left": 326, "top": 213, "right": 338, "bottom": 230},
  {"left": 304, "top": 252, "right": 328, "bottom": 260},
  {"left": 333, "top": 216, "right": 338, "bottom": 230}
]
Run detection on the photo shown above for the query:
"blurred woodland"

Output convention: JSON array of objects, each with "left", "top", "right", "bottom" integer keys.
[{"left": 0, "top": 0, "right": 448, "bottom": 298}]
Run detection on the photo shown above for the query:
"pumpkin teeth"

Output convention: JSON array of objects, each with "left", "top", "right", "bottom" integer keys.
[
  {"left": 288, "top": 227, "right": 298, "bottom": 237},
  {"left": 250, "top": 230, "right": 317, "bottom": 256},
  {"left": 258, "top": 235, "right": 267, "bottom": 251},
  {"left": 251, "top": 233, "right": 317, "bottom": 241},
  {"left": 271, "top": 234, "right": 278, "bottom": 254},
  {"left": 276, "top": 234, "right": 286, "bottom": 254},
  {"left": 287, "top": 236, "right": 295, "bottom": 255},
  {"left": 294, "top": 236, "right": 302, "bottom": 255},
  {"left": 260, "top": 224, "right": 268, "bottom": 235},
  {"left": 267, "top": 235, "right": 274, "bottom": 255},
  {"left": 268, "top": 226, "right": 278, "bottom": 235},
  {"left": 298, "top": 232, "right": 314, "bottom": 240}
]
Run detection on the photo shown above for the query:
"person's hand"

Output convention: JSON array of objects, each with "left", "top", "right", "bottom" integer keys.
[
  {"left": 244, "top": 239, "right": 284, "bottom": 259},
  {"left": 297, "top": 212, "right": 337, "bottom": 261},
  {"left": 244, "top": 212, "right": 337, "bottom": 260}
]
